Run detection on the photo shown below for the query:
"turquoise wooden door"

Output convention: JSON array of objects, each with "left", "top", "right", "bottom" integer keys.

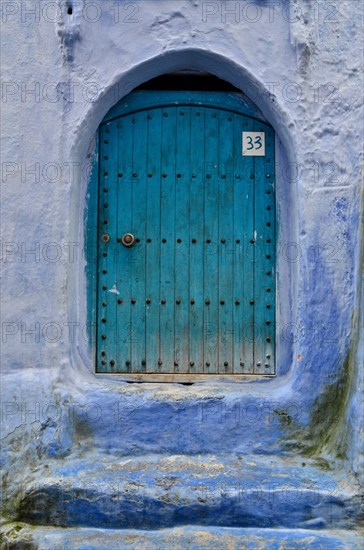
[{"left": 95, "top": 92, "right": 275, "bottom": 376}]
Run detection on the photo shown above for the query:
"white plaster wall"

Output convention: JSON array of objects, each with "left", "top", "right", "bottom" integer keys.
[{"left": 1, "top": 0, "right": 363, "bottom": 471}]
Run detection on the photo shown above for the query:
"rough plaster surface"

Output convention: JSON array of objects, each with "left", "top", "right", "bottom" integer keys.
[
  {"left": 1, "top": 0, "right": 363, "bottom": 539},
  {"left": 1, "top": 524, "right": 364, "bottom": 549}
]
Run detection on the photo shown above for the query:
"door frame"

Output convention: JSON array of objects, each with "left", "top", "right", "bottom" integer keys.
[{"left": 86, "top": 90, "right": 277, "bottom": 382}]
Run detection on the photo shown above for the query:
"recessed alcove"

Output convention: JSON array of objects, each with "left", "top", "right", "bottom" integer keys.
[{"left": 85, "top": 71, "right": 282, "bottom": 381}]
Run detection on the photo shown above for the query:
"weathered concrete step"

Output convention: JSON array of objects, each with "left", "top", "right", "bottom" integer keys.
[
  {"left": 12, "top": 454, "right": 361, "bottom": 530},
  {"left": 1, "top": 523, "right": 363, "bottom": 549}
]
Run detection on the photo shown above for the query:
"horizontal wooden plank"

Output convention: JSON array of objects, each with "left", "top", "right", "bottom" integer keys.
[
  {"left": 94, "top": 373, "right": 274, "bottom": 383},
  {"left": 101, "top": 91, "right": 268, "bottom": 125}
]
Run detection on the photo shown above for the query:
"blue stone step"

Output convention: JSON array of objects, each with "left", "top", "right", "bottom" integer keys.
[
  {"left": 13, "top": 454, "right": 361, "bottom": 530},
  {"left": 1, "top": 523, "right": 363, "bottom": 549}
]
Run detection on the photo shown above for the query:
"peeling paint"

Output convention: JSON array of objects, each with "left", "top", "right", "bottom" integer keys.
[{"left": 108, "top": 284, "right": 120, "bottom": 295}]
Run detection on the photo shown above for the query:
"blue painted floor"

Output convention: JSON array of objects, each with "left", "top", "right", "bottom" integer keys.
[
  {"left": 1, "top": 524, "right": 363, "bottom": 549},
  {"left": 14, "top": 454, "right": 361, "bottom": 531}
]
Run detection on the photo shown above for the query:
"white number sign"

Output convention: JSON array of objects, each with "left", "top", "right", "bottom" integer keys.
[{"left": 242, "top": 132, "right": 265, "bottom": 156}]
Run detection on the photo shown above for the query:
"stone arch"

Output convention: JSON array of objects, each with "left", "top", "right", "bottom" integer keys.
[{"left": 70, "top": 48, "right": 297, "bottom": 379}]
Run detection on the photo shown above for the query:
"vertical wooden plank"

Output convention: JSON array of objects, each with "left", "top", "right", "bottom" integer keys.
[
  {"left": 232, "top": 114, "right": 245, "bottom": 374},
  {"left": 188, "top": 106, "right": 206, "bottom": 374},
  {"left": 234, "top": 114, "right": 255, "bottom": 373},
  {"left": 145, "top": 109, "right": 162, "bottom": 373},
  {"left": 115, "top": 117, "right": 133, "bottom": 372},
  {"left": 202, "top": 107, "right": 219, "bottom": 374},
  {"left": 130, "top": 112, "right": 148, "bottom": 373},
  {"left": 217, "top": 110, "right": 234, "bottom": 374},
  {"left": 253, "top": 120, "right": 275, "bottom": 375},
  {"left": 97, "top": 120, "right": 119, "bottom": 372},
  {"left": 159, "top": 107, "right": 176, "bottom": 373},
  {"left": 174, "top": 107, "right": 191, "bottom": 374},
  {"left": 266, "top": 127, "right": 276, "bottom": 374}
]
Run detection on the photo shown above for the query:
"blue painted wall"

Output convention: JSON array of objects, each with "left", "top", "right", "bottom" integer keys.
[{"left": 1, "top": 0, "right": 363, "bottom": 544}]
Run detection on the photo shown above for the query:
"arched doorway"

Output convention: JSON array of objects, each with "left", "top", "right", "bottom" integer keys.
[{"left": 89, "top": 82, "right": 276, "bottom": 379}]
